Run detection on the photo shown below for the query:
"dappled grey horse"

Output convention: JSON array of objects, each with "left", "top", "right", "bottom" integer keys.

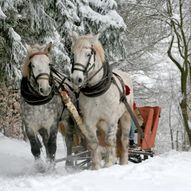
[{"left": 20, "top": 42, "right": 74, "bottom": 170}]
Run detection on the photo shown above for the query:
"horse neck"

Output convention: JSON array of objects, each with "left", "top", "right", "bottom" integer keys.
[{"left": 87, "top": 60, "right": 104, "bottom": 86}]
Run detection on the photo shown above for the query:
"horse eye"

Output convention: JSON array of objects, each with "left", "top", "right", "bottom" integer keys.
[
  {"left": 31, "top": 64, "right": 35, "bottom": 68},
  {"left": 86, "top": 53, "right": 91, "bottom": 57}
]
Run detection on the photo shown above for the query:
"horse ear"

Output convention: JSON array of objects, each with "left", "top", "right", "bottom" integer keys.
[
  {"left": 94, "top": 33, "right": 101, "bottom": 40},
  {"left": 71, "top": 31, "right": 79, "bottom": 43},
  {"left": 45, "top": 42, "right": 52, "bottom": 53},
  {"left": 25, "top": 43, "right": 31, "bottom": 53}
]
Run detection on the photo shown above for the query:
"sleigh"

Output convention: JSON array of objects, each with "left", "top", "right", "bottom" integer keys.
[
  {"left": 128, "top": 106, "right": 161, "bottom": 163},
  {"left": 56, "top": 105, "right": 161, "bottom": 167}
]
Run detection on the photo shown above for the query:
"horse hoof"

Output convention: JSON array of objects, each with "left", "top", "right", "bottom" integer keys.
[
  {"left": 46, "top": 161, "right": 56, "bottom": 172},
  {"left": 104, "top": 161, "right": 113, "bottom": 168},
  {"left": 65, "top": 160, "right": 76, "bottom": 172},
  {"left": 65, "top": 160, "right": 74, "bottom": 167},
  {"left": 91, "top": 163, "right": 101, "bottom": 170},
  {"left": 34, "top": 159, "right": 46, "bottom": 173},
  {"left": 119, "top": 158, "right": 128, "bottom": 165}
]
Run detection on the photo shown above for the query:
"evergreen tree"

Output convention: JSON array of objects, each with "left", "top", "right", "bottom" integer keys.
[{"left": 0, "top": 0, "right": 126, "bottom": 87}]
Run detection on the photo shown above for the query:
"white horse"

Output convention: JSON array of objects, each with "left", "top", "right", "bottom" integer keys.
[{"left": 70, "top": 33, "right": 134, "bottom": 169}]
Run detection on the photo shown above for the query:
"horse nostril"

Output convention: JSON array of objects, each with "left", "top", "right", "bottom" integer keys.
[
  {"left": 78, "top": 77, "right": 82, "bottom": 84},
  {"left": 39, "top": 88, "right": 44, "bottom": 94}
]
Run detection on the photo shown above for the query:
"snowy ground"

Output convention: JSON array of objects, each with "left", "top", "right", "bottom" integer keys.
[{"left": 0, "top": 133, "right": 191, "bottom": 191}]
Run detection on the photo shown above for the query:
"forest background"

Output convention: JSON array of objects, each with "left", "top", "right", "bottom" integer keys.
[{"left": 0, "top": 0, "right": 191, "bottom": 153}]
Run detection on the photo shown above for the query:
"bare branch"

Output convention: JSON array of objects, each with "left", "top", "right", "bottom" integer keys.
[{"left": 167, "top": 35, "right": 183, "bottom": 72}]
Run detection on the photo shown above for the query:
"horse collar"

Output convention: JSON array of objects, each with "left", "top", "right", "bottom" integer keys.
[
  {"left": 81, "top": 61, "right": 112, "bottom": 97},
  {"left": 21, "top": 77, "right": 55, "bottom": 105}
]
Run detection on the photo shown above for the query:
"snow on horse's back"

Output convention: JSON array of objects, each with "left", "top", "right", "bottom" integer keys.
[{"left": 70, "top": 32, "right": 134, "bottom": 169}]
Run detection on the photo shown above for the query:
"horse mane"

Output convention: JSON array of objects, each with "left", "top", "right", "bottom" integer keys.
[
  {"left": 72, "top": 34, "right": 105, "bottom": 64},
  {"left": 22, "top": 44, "right": 50, "bottom": 78}
]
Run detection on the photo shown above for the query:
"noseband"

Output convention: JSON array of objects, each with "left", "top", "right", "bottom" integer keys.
[{"left": 71, "top": 46, "right": 96, "bottom": 75}]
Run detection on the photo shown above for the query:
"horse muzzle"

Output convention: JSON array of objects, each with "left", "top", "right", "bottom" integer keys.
[
  {"left": 71, "top": 74, "right": 85, "bottom": 89},
  {"left": 38, "top": 85, "right": 51, "bottom": 96},
  {"left": 36, "top": 73, "right": 51, "bottom": 96}
]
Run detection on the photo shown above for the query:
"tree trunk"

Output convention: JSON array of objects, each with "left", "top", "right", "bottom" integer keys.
[{"left": 180, "top": 98, "right": 191, "bottom": 147}]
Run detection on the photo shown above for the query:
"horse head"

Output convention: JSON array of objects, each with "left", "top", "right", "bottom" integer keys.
[
  {"left": 70, "top": 33, "right": 105, "bottom": 89},
  {"left": 22, "top": 42, "right": 53, "bottom": 96}
]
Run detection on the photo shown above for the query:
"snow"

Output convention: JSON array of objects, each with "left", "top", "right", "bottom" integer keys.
[
  {"left": 0, "top": 6, "right": 6, "bottom": 19},
  {"left": 79, "top": 5, "right": 126, "bottom": 30},
  {"left": 89, "top": 0, "right": 117, "bottom": 10},
  {"left": 8, "top": 28, "right": 21, "bottom": 41},
  {"left": 171, "top": 14, "right": 180, "bottom": 23},
  {"left": 1, "top": 133, "right": 191, "bottom": 191}
]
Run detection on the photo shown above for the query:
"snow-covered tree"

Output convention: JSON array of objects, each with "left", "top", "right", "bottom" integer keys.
[
  {"left": 116, "top": 0, "right": 186, "bottom": 152},
  {"left": 0, "top": 0, "right": 126, "bottom": 87},
  {"left": 0, "top": 0, "right": 126, "bottom": 138}
]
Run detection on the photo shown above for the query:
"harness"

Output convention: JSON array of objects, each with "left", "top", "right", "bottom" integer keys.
[
  {"left": 21, "top": 77, "right": 55, "bottom": 105},
  {"left": 112, "top": 73, "right": 144, "bottom": 138},
  {"left": 81, "top": 61, "right": 112, "bottom": 97},
  {"left": 72, "top": 48, "right": 144, "bottom": 138}
]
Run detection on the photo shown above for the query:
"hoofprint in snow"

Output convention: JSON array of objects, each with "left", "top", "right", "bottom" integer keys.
[{"left": 0, "top": 133, "right": 191, "bottom": 191}]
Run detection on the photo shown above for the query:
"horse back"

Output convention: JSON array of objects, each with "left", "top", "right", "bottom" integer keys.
[{"left": 112, "top": 69, "right": 134, "bottom": 104}]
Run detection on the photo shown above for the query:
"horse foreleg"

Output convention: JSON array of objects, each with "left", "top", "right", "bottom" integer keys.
[
  {"left": 39, "top": 128, "right": 49, "bottom": 156},
  {"left": 63, "top": 117, "right": 75, "bottom": 168},
  {"left": 47, "top": 126, "right": 58, "bottom": 162},
  {"left": 26, "top": 127, "right": 41, "bottom": 159},
  {"left": 104, "top": 124, "right": 117, "bottom": 168},
  {"left": 86, "top": 125, "right": 101, "bottom": 170},
  {"left": 119, "top": 112, "right": 131, "bottom": 165}
]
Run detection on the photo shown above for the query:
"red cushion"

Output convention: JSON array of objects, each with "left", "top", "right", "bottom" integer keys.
[{"left": 125, "top": 85, "right": 130, "bottom": 95}]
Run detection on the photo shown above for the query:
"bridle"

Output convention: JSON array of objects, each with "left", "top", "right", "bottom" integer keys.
[
  {"left": 29, "top": 52, "right": 51, "bottom": 83},
  {"left": 71, "top": 45, "right": 104, "bottom": 85},
  {"left": 71, "top": 45, "right": 112, "bottom": 97},
  {"left": 71, "top": 45, "right": 96, "bottom": 74},
  {"left": 21, "top": 51, "right": 56, "bottom": 105}
]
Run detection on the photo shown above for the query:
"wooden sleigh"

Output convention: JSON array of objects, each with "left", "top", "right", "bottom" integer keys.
[
  {"left": 128, "top": 106, "right": 161, "bottom": 162},
  {"left": 138, "top": 106, "right": 161, "bottom": 150}
]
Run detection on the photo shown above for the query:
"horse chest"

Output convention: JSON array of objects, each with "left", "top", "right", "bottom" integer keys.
[
  {"left": 21, "top": 97, "right": 61, "bottom": 131},
  {"left": 80, "top": 92, "right": 122, "bottom": 120}
]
